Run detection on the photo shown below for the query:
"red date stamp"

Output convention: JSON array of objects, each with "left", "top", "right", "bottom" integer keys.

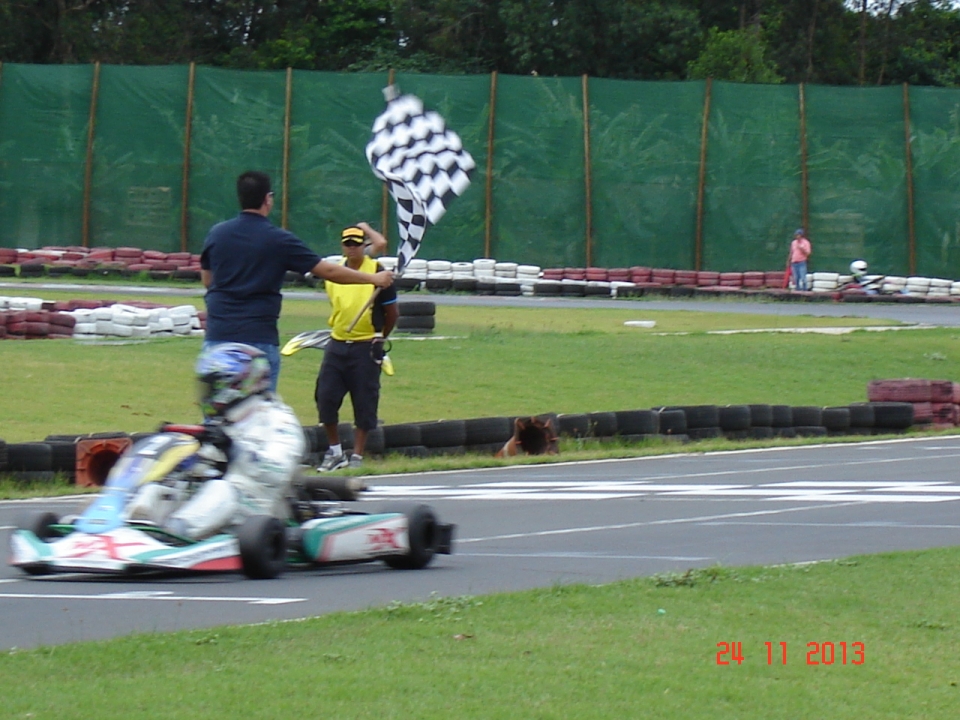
[{"left": 716, "top": 641, "right": 864, "bottom": 665}]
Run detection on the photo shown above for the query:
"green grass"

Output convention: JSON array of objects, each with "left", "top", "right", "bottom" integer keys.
[
  {"left": 1, "top": 287, "right": 954, "bottom": 444},
  {"left": 3, "top": 548, "right": 960, "bottom": 718}
]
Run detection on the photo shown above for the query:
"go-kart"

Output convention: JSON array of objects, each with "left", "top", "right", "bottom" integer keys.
[{"left": 9, "top": 427, "right": 453, "bottom": 580}]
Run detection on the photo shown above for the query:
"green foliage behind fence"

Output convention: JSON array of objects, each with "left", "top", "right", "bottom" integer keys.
[{"left": 1, "top": 63, "right": 959, "bottom": 278}]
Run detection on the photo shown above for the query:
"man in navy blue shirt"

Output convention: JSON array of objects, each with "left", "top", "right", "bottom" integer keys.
[{"left": 201, "top": 171, "right": 393, "bottom": 391}]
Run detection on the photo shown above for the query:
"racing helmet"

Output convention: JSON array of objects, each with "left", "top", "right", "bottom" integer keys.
[
  {"left": 196, "top": 343, "right": 270, "bottom": 419},
  {"left": 850, "top": 259, "right": 868, "bottom": 277}
]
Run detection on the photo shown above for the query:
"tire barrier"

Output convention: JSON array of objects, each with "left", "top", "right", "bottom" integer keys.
[
  {"left": 75, "top": 436, "right": 132, "bottom": 487},
  {"left": 0, "top": 296, "right": 206, "bottom": 341},
  {"left": 867, "top": 378, "right": 959, "bottom": 430},
  {"left": 396, "top": 300, "right": 436, "bottom": 335}
]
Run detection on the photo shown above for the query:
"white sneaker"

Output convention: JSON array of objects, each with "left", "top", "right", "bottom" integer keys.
[
  {"left": 318, "top": 449, "right": 348, "bottom": 472},
  {"left": 348, "top": 454, "right": 363, "bottom": 469}
]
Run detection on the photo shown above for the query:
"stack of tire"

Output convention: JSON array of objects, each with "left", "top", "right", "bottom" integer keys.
[
  {"left": 867, "top": 378, "right": 953, "bottom": 430},
  {"left": 396, "top": 300, "right": 435, "bottom": 335}
]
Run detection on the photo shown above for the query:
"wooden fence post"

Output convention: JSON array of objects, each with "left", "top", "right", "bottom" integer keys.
[
  {"left": 82, "top": 62, "right": 101, "bottom": 248},
  {"left": 695, "top": 78, "right": 713, "bottom": 271},
  {"left": 180, "top": 62, "right": 196, "bottom": 253},
  {"left": 484, "top": 71, "right": 498, "bottom": 260}
]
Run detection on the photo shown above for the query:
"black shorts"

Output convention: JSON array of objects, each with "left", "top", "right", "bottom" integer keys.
[{"left": 314, "top": 340, "right": 381, "bottom": 430}]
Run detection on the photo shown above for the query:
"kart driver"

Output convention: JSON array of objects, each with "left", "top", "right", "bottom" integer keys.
[{"left": 126, "top": 343, "right": 304, "bottom": 539}]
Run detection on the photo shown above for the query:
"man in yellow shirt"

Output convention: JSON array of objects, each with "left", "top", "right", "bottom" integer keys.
[{"left": 315, "top": 225, "right": 399, "bottom": 471}]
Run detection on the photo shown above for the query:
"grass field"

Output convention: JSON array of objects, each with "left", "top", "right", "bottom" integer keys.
[
  {"left": 2, "top": 284, "right": 960, "bottom": 716},
  {"left": 2, "top": 286, "right": 956, "bottom": 445},
  {"left": 2, "top": 548, "right": 959, "bottom": 718}
]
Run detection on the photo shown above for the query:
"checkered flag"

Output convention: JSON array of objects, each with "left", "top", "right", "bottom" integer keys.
[{"left": 365, "top": 87, "right": 475, "bottom": 274}]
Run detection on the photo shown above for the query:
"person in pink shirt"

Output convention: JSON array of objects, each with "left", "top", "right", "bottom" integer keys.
[{"left": 789, "top": 228, "right": 812, "bottom": 291}]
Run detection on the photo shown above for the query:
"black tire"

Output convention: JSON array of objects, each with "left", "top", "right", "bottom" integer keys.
[
  {"left": 848, "top": 403, "right": 875, "bottom": 428},
  {"left": 395, "top": 277, "right": 421, "bottom": 292},
  {"left": 614, "top": 410, "right": 659, "bottom": 435},
  {"left": 382, "top": 504, "right": 439, "bottom": 570},
  {"left": 424, "top": 278, "right": 453, "bottom": 293},
  {"left": 6, "top": 442, "right": 53, "bottom": 472},
  {"left": 771, "top": 405, "right": 793, "bottom": 428},
  {"left": 871, "top": 402, "right": 914, "bottom": 430},
  {"left": 748, "top": 426, "right": 775, "bottom": 439},
  {"left": 557, "top": 413, "right": 590, "bottom": 438},
  {"left": 301, "top": 425, "right": 322, "bottom": 454},
  {"left": 533, "top": 282, "right": 562, "bottom": 296},
  {"left": 0, "top": 439, "right": 8, "bottom": 471},
  {"left": 452, "top": 278, "right": 477, "bottom": 293},
  {"left": 688, "top": 426, "right": 723, "bottom": 440},
  {"left": 237, "top": 515, "right": 287, "bottom": 579},
  {"left": 821, "top": 407, "right": 851, "bottom": 431},
  {"left": 47, "top": 441, "right": 78, "bottom": 474},
  {"left": 21, "top": 511, "right": 61, "bottom": 539},
  {"left": 398, "top": 301, "right": 436, "bottom": 316},
  {"left": 464, "top": 416, "right": 513, "bottom": 446},
  {"left": 417, "top": 420, "right": 467, "bottom": 448},
  {"left": 794, "top": 425, "right": 828, "bottom": 437},
  {"left": 364, "top": 426, "right": 386, "bottom": 456},
  {"left": 747, "top": 404, "right": 773, "bottom": 427},
  {"left": 383, "top": 423, "right": 421, "bottom": 448},
  {"left": 791, "top": 406, "right": 822, "bottom": 427},
  {"left": 18, "top": 511, "right": 61, "bottom": 576},
  {"left": 667, "top": 405, "right": 719, "bottom": 429},
  {"left": 495, "top": 282, "right": 523, "bottom": 296},
  {"left": 657, "top": 409, "right": 687, "bottom": 435},
  {"left": 718, "top": 405, "right": 751, "bottom": 431},
  {"left": 588, "top": 411, "right": 618, "bottom": 438},
  {"left": 396, "top": 315, "right": 435, "bottom": 331}
]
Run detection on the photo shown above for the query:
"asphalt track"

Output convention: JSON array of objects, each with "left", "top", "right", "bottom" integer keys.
[{"left": 4, "top": 436, "right": 960, "bottom": 650}]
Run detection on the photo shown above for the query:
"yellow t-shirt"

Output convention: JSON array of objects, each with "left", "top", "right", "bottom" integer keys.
[{"left": 325, "top": 256, "right": 378, "bottom": 341}]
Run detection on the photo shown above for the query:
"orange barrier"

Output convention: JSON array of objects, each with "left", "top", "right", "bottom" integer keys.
[{"left": 75, "top": 437, "right": 132, "bottom": 487}]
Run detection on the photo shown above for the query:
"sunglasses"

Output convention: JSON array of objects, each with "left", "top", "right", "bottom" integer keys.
[{"left": 341, "top": 239, "right": 364, "bottom": 247}]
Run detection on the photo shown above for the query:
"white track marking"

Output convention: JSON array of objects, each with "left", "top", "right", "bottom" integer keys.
[
  {"left": 461, "top": 552, "right": 713, "bottom": 561},
  {"left": 0, "top": 590, "right": 305, "bottom": 605},
  {"left": 368, "top": 479, "right": 960, "bottom": 503},
  {"left": 458, "top": 503, "right": 863, "bottom": 544}
]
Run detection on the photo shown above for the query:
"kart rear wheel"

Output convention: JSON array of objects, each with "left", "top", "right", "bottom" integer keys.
[
  {"left": 237, "top": 515, "right": 287, "bottom": 580},
  {"left": 382, "top": 504, "right": 438, "bottom": 570}
]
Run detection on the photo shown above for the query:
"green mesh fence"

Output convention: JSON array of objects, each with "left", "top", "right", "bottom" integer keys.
[
  {"left": 91, "top": 65, "right": 188, "bottom": 252},
  {"left": 391, "top": 73, "right": 489, "bottom": 263},
  {"left": 492, "top": 75, "right": 586, "bottom": 267},
  {"left": 1, "top": 65, "right": 959, "bottom": 280},
  {"left": 909, "top": 86, "right": 960, "bottom": 279},
  {"left": 187, "top": 67, "right": 287, "bottom": 253},
  {"left": 288, "top": 71, "right": 388, "bottom": 256},
  {"left": 0, "top": 64, "right": 92, "bottom": 249},
  {"left": 805, "top": 85, "right": 909, "bottom": 276},
  {"left": 590, "top": 78, "right": 704, "bottom": 269},
  {"left": 703, "top": 82, "right": 803, "bottom": 273}
]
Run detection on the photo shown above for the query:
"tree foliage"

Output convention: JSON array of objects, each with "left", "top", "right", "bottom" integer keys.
[{"left": 1, "top": 0, "right": 960, "bottom": 86}]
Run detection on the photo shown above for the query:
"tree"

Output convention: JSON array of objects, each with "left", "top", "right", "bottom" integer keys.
[{"left": 687, "top": 27, "right": 784, "bottom": 83}]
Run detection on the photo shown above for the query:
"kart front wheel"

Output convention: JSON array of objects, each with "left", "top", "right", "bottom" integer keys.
[
  {"left": 382, "top": 504, "right": 438, "bottom": 570},
  {"left": 17, "top": 511, "right": 61, "bottom": 576},
  {"left": 237, "top": 515, "right": 287, "bottom": 580}
]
